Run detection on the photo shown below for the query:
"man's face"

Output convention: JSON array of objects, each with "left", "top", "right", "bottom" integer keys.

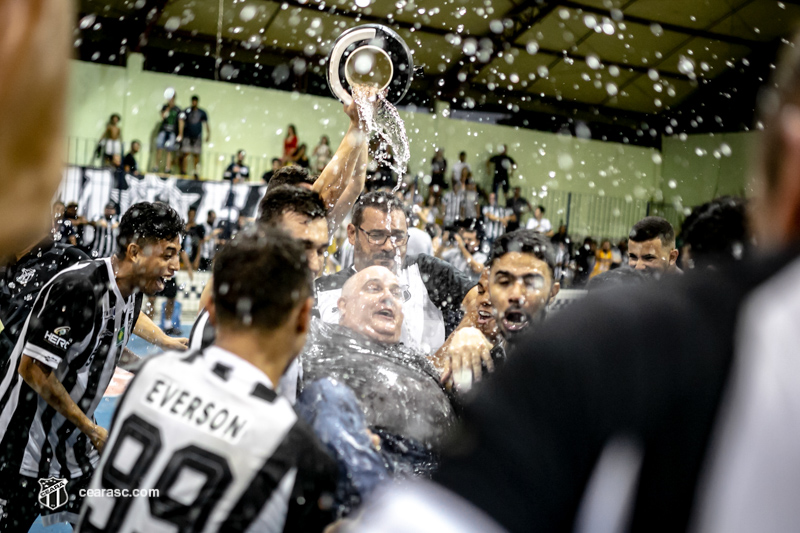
[
  {"left": 131, "top": 142, "right": 140, "bottom": 154},
  {"left": 187, "top": 210, "right": 196, "bottom": 223},
  {"left": 133, "top": 237, "right": 181, "bottom": 295},
  {"left": 513, "top": 188, "right": 521, "bottom": 198},
  {"left": 349, "top": 207, "right": 408, "bottom": 273},
  {"left": 338, "top": 266, "right": 404, "bottom": 344},
  {"left": 53, "top": 204, "right": 65, "bottom": 219},
  {"left": 280, "top": 211, "right": 329, "bottom": 278},
  {"left": 489, "top": 252, "right": 557, "bottom": 340},
  {"left": 601, "top": 240, "right": 611, "bottom": 252},
  {"left": 237, "top": 152, "right": 245, "bottom": 163},
  {"left": 207, "top": 212, "right": 216, "bottom": 225},
  {"left": 104, "top": 206, "right": 116, "bottom": 218},
  {"left": 475, "top": 270, "right": 498, "bottom": 342},
  {"left": 65, "top": 205, "right": 78, "bottom": 219},
  {"left": 534, "top": 207, "right": 543, "bottom": 219},
  {"left": 272, "top": 160, "right": 282, "bottom": 171},
  {"left": 461, "top": 229, "right": 479, "bottom": 253},
  {"left": 192, "top": 98, "right": 198, "bottom": 108},
  {"left": 628, "top": 238, "right": 675, "bottom": 276},
  {"left": 489, "top": 193, "right": 496, "bottom": 205}
]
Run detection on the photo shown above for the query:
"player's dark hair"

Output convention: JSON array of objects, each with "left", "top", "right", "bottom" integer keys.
[
  {"left": 351, "top": 190, "right": 405, "bottom": 228},
  {"left": 586, "top": 266, "right": 647, "bottom": 293},
  {"left": 536, "top": 205, "right": 545, "bottom": 214},
  {"left": 488, "top": 229, "right": 555, "bottom": 275},
  {"left": 258, "top": 185, "right": 326, "bottom": 225},
  {"left": 214, "top": 226, "right": 312, "bottom": 330},
  {"left": 630, "top": 216, "right": 675, "bottom": 246},
  {"left": 679, "top": 196, "right": 748, "bottom": 268},
  {"left": 458, "top": 217, "right": 479, "bottom": 232},
  {"left": 266, "top": 166, "right": 316, "bottom": 192},
  {"left": 117, "top": 202, "right": 184, "bottom": 258}
]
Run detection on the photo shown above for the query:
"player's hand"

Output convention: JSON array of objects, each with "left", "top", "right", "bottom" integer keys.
[
  {"left": 89, "top": 425, "right": 108, "bottom": 452},
  {"left": 176, "top": 135, "right": 183, "bottom": 143},
  {"left": 446, "top": 327, "right": 494, "bottom": 391},
  {"left": 160, "top": 335, "right": 189, "bottom": 351},
  {"left": 344, "top": 100, "right": 360, "bottom": 125}
]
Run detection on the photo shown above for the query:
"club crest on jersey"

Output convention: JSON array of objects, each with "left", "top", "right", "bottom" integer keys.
[
  {"left": 116, "top": 327, "right": 125, "bottom": 346},
  {"left": 16, "top": 268, "right": 35, "bottom": 286},
  {"left": 38, "top": 477, "right": 68, "bottom": 511},
  {"left": 54, "top": 326, "right": 70, "bottom": 336}
]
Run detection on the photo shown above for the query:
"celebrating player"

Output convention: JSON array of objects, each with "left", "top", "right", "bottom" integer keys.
[
  {"left": 0, "top": 201, "right": 183, "bottom": 531},
  {"left": 77, "top": 227, "right": 337, "bottom": 533}
]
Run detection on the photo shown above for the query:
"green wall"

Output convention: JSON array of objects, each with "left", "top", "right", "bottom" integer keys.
[
  {"left": 68, "top": 55, "right": 665, "bottom": 233},
  {"left": 660, "top": 131, "right": 755, "bottom": 210}
]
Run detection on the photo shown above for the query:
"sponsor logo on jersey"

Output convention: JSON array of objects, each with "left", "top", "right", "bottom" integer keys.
[
  {"left": 16, "top": 268, "right": 35, "bottom": 286},
  {"left": 54, "top": 326, "right": 70, "bottom": 336},
  {"left": 38, "top": 477, "right": 68, "bottom": 511},
  {"left": 44, "top": 331, "right": 70, "bottom": 351}
]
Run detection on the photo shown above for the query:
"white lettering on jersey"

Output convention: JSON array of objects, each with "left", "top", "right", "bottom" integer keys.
[{"left": 144, "top": 377, "right": 249, "bottom": 443}]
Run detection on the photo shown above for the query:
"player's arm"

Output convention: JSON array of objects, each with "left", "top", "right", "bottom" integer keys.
[
  {"left": 18, "top": 356, "right": 107, "bottom": 451},
  {"left": 180, "top": 249, "right": 194, "bottom": 281},
  {"left": 313, "top": 101, "right": 368, "bottom": 233},
  {"left": 134, "top": 311, "right": 188, "bottom": 351}
]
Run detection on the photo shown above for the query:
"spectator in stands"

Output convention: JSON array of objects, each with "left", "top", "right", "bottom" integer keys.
[
  {"left": 223, "top": 149, "right": 250, "bottom": 182},
  {"left": 99, "top": 113, "right": 122, "bottom": 166},
  {"left": 87, "top": 202, "right": 119, "bottom": 258},
  {"left": 679, "top": 196, "right": 748, "bottom": 270},
  {"left": 178, "top": 94, "right": 210, "bottom": 178},
  {"left": 283, "top": 124, "right": 298, "bottom": 163},
  {"left": 487, "top": 144, "right": 516, "bottom": 200},
  {"left": 505, "top": 186, "right": 530, "bottom": 232},
  {"left": 441, "top": 179, "right": 464, "bottom": 227},
  {"left": 53, "top": 202, "right": 77, "bottom": 246},
  {"left": 123, "top": 140, "right": 141, "bottom": 176},
  {"left": 313, "top": 135, "right": 332, "bottom": 173},
  {"left": 628, "top": 216, "right": 681, "bottom": 277},
  {"left": 451, "top": 151, "right": 470, "bottom": 187},
  {"left": 405, "top": 206, "right": 434, "bottom": 261},
  {"left": 573, "top": 237, "right": 596, "bottom": 287},
  {"left": 441, "top": 218, "right": 486, "bottom": 283},
  {"left": 430, "top": 148, "right": 448, "bottom": 192},
  {"left": 198, "top": 210, "right": 220, "bottom": 271},
  {"left": 526, "top": 205, "right": 552, "bottom": 235},
  {"left": 316, "top": 191, "right": 474, "bottom": 355},
  {"left": 183, "top": 207, "right": 205, "bottom": 269},
  {"left": 590, "top": 238, "right": 614, "bottom": 278},
  {"left": 482, "top": 192, "right": 512, "bottom": 247},
  {"left": 155, "top": 91, "right": 181, "bottom": 173},
  {"left": 262, "top": 158, "right": 282, "bottom": 184},
  {"left": 551, "top": 225, "right": 573, "bottom": 286},
  {"left": 462, "top": 178, "right": 480, "bottom": 220},
  {"left": 290, "top": 143, "right": 311, "bottom": 168}
]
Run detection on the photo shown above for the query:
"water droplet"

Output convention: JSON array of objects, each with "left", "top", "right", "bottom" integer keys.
[
  {"left": 79, "top": 14, "right": 96, "bottom": 30},
  {"left": 526, "top": 41, "right": 539, "bottom": 55},
  {"left": 678, "top": 55, "right": 696, "bottom": 76},
  {"left": 355, "top": 0, "right": 371, "bottom": 6},
  {"left": 584, "top": 14, "right": 597, "bottom": 29},
  {"left": 489, "top": 20, "right": 504, "bottom": 34},
  {"left": 164, "top": 16, "right": 181, "bottom": 32},
  {"left": 650, "top": 23, "right": 663, "bottom": 36},
  {"left": 606, "top": 83, "right": 618, "bottom": 96},
  {"left": 720, "top": 143, "right": 732, "bottom": 156},
  {"left": 240, "top": 5, "right": 257, "bottom": 21},
  {"left": 586, "top": 54, "right": 601, "bottom": 70}
]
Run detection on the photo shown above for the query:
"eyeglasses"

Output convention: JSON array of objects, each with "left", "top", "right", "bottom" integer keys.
[{"left": 357, "top": 227, "right": 409, "bottom": 246}]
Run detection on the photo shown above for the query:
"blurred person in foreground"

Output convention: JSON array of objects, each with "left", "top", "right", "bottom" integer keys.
[
  {"left": 353, "top": 33, "right": 800, "bottom": 533},
  {"left": 628, "top": 216, "right": 681, "bottom": 277},
  {"left": 0, "top": 202, "right": 183, "bottom": 531},
  {"left": 77, "top": 228, "right": 337, "bottom": 533},
  {"left": 0, "top": 0, "right": 73, "bottom": 256},
  {"left": 679, "top": 196, "right": 749, "bottom": 270}
]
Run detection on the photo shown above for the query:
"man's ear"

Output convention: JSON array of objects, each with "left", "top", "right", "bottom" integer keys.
[
  {"left": 206, "top": 300, "right": 217, "bottom": 327},
  {"left": 125, "top": 242, "right": 140, "bottom": 262},
  {"left": 347, "top": 224, "right": 356, "bottom": 246},
  {"left": 669, "top": 248, "right": 679, "bottom": 266},
  {"left": 336, "top": 296, "right": 347, "bottom": 320},
  {"left": 549, "top": 281, "right": 560, "bottom": 304},
  {"left": 773, "top": 105, "right": 800, "bottom": 246},
  {"left": 296, "top": 297, "right": 314, "bottom": 334}
]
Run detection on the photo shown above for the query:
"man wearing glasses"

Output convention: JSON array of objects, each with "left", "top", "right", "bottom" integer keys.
[{"left": 316, "top": 191, "right": 474, "bottom": 356}]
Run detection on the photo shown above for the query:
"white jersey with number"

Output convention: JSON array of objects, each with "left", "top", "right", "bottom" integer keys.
[{"left": 76, "top": 347, "right": 336, "bottom": 533}]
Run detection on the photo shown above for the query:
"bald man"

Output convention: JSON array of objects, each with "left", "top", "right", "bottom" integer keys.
[{"left": 338, "top": 266, "right": 405, "bottom": 345}]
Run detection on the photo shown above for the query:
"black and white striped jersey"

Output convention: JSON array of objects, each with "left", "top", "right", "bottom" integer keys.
[
  {"left": 482, "top": 205, "right": 510, "bottom": 240},
  {"left": 441, "top": 191, "right": 463, "bottom": 227},
  {"left": 0, "top": 257, "right": 141, "bottom": 479},
  {"left": 77, "top": 346, "right": 337, "bottom": 533},
  {"left": 88, "top": 217, "right": 118, "bottom": 259},
  {"left": 189, "top": 310, "right": 302, "bottom": 404}
]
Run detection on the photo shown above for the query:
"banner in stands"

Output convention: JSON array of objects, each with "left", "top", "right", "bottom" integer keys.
[{"left": 58, "top": 166, "right": 267, "bottom": 224}]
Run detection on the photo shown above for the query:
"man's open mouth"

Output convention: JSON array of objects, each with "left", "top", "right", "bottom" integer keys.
[
  {"left": 502, "top": 310, "right": 529, "bottom": 332},
  {"left": 477, "top": 310, "right": 493, "bottom": 324},
  {"left": 375, "top": 308, "right": 396, "bottom": 320}
]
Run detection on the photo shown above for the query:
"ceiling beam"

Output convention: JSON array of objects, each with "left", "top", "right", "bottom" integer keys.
[{"left": 559, "top": 0, "right": 762, "bottom": 48}]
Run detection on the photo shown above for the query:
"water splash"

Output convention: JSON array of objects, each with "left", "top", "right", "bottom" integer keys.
[{"left": 351, "top": 84, "right": 411, "bottom": 187}]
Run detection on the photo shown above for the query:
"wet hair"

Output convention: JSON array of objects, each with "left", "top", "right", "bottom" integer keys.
[
  {"left": 266, "top": 166, "right": 316, "bottom": 192},
  {"left": 116, "top": 201, "right": 184, "bottom": 258},
  {"left": 213, "top": 226, "right": 312, "bottom": 330},
  {"left": 586, "top": 266, "right": 647, "bottom": 293},
  {"left": 679, "top": 196, "right": 748, "bottom": 268},
  {"left": 258, "top": 185, "right": 326, "bottom": 225},
  {"left": 488, "top": 229, "right": 555, "bottom": 275},
  {"left": 629, "top": 216, "right": 675, "bottom": 247},
  {"left": 351, "top": 190, "right": 405, "bottom": 228}
]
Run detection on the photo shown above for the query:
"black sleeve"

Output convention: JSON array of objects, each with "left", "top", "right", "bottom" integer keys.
[
  {"left": 433, "top": 274, "right": 743, "bottom": 533},
  {"left": 414, "top": 254, "right": 476, "bottom": 337},
  {"left": 23, "top": 273, "right": 97, "bottom": 368}
]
